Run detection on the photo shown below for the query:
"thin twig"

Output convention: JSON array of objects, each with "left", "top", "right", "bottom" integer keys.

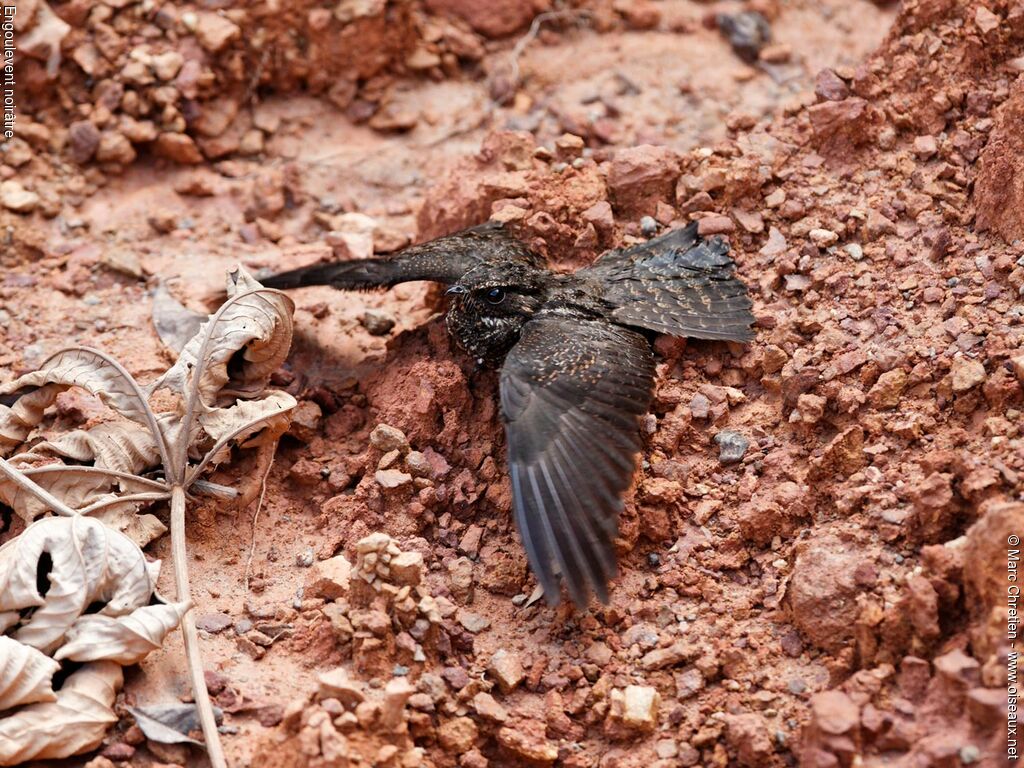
[
  {"left": 243, "top": 440, "right": 276, "bottom": 594},
  {"left": 170, "top": 485, "right": 227, "bottom": 768},
  {"left": 77, "top": 492, "right": 172, "bottom": 516},
  {"left": 488, "top": 9, "right": 592, "bottom": 111},
  {"left": 20, "top": 465, "right": 168, "bottom": 491},
  {"left": 0, "top": 457, "right": 79, "bottom": 517}
]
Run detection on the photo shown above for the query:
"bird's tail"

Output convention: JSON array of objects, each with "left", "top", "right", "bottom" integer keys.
[{"left": 587, "top": 223, "right": 756, "bottom": 342}]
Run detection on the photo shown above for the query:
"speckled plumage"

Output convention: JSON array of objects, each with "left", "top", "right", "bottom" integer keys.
[{"left": 263, "top": 221, "right": 755, "bottom": 606}]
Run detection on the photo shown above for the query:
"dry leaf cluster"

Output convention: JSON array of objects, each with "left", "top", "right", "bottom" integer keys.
[
  {"left": 0, "top": 516, "right": 185, "bottom": 764},
  {"left": 0, "top": 268, "right": 296, "bottom": 766}
]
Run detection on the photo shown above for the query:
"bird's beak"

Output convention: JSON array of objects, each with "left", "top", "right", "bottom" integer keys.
[{"left": 445, "top": 285, "right": 467, "bottom": 295}]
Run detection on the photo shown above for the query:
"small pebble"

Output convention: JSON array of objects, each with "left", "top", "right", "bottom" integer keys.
[
  {"left": 765, "top": 189, "right": 786, "bottom": 208},
  {"left": 195, "top": 613, "right": 233, "bottom": 634},
  {"left": 296, "top": 547, "right": 315, "bottom": 568},
  {"left": 716, "top": 11, "right": 772, "bottom": 63},
  {"left": 458, "top": 611, "right": 491, "bottom": 633},
  {"left": 913, "top": 134, "right": 938, "bottom": 159},
  {"left": 370, "top": 424, "right": 409, "bottom": 453},
  {"left": 100, "top": 743, "right": 136, "bottom": 761},
  {"left": 960, "top": 745, "right": 981, "bottom": 764},
  {"left": 640, "top": 216, "right": 659, "bottom": 237},
  {"left": 809, "top": 228, "right": 838, "bottom": 247},
  {"left": 714, "top": 430, "right": 750, "bottom": 464},
  {"left": 843, "top": 243, "right": 864, "bottom": 261},
  {"left": 647, "top": 552, "right": 661, "bottom": 567},
  {"left": 376, "top": 468, "right": 412, "bottom": 489},
  {"left": 690, "top": 393, "right": 711, "bottom": 419},
  {"left": 362, "top": 309, "right": 396, "bottom": 336},
  {"left": 234, "top": 618, "right": 254, "bottom": 635}
]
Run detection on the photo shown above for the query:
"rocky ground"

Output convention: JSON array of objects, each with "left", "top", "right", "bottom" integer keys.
[{"left": 1, "top": 0, "right": 1023, "bottom": 766}]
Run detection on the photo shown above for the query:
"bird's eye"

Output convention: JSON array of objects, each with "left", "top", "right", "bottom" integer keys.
[{"left": 485, "top": 287, "right": 506, "bottom": 305}]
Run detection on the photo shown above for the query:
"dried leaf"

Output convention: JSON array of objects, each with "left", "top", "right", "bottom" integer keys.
[
  {"left": 0, "top": 385, "right": 64, "bottom": 453},
  {"left": 0, "top": 266, "right": 294, "bottom": 765},
  {"left": 0, "top": 516, "right": 157, "bottom": 654},
  {"left": 93, "top": 509, "right": 168, "bottom": 549},
  {"left": 194, "top": 389, "right": 296, "bottom": 474},
  {"left": 56, "top": 602, "right": 190, "bottom": 665},
  {"left": 524, "top": 583, "right": 546, "bottom": 608},
  {"left": 128, "top": 703, "right": 222, "bottom": 746},
  {"left": 0, "top": 348, "right": 155, "bottom": 431},
  {"left": 0, "top": 461, "right": 168, "bottom": 545},
  {"left": 200, "top": 389, "right": 296, "bottom": 446},
  {"left": 0, "top": 460, "right": 161, "bottom": 524},
  {"left": 0, "top": 269, "right": 294, "bottom": 530},
  {"left": 152, "top": 283, "right": 206, "bottom": 355},
  {"left": 0, "top": 462, "right": 113, "bottom": 524},
  {"left": 0, "top": 661, "right": 122, "bottom": 765},
  {"left": 0, "top": 636, "right": 60, "bottom": 709},
  {"left": 153, "top": 267, "right": 294, "bottom": 404},
  {"left": 17, "top": 419, "right": 162, "bottom": 475}
]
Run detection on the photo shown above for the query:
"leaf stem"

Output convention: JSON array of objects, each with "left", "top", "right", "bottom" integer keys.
[
  {"left": 20, "top": 465, "right": 169, "bottom": 491},
  {"left": 78, "top": 492, "right": 172, "bottom": 515},
  {"left": 170, "top": 484, "right": 227, "bottom": 768},
  {"left": 0, "top": 457, "right": 79, "bottom": 516}
]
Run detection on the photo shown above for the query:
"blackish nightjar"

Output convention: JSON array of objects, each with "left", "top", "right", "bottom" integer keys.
[{"left": 263, "top": 221, "right": 755, "bottom": 607}]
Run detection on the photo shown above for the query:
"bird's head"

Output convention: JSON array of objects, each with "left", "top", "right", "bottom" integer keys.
[{"left": 444, "top": 262, "right": 547, "bottom": 366}]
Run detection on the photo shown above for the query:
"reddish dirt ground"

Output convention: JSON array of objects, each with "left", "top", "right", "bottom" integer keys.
[{"left": 1, "top": 0, "right": 1023, "bottom": 767}]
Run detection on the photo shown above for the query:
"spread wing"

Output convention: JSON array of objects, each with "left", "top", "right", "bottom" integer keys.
[
  {"left": 582, "top": 222, "right": 755, "bottom": 342},
  {"left": 261, "top": 221, "right": 542, "bottom": 290},
  {"left": 500, "top": 314, "right": 655, "bottom": 606}
]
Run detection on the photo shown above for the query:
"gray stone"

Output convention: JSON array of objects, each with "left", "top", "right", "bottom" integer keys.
[
  {"left": 196, "top": 612, "right": 233, "bottom": 633},
  {"left": 714, "top": 430, "right": 749, "bottom": 464},
  {"left": 362, "top": 309, "right": 396, "bottom": 336}
]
